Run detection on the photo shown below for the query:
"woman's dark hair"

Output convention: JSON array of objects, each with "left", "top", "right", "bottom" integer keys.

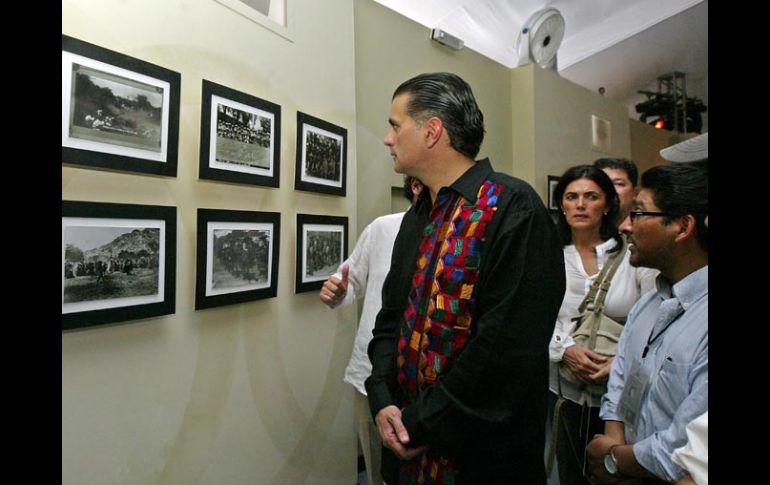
[
  {"left": 402, "top": 176, "right": 422, "bottom": 203},
  {"left": 393, "top": 72, "right": 485, "bottom": 159},
  {"left": 554, "top": 165, "right": 622, "bottom": 250}
]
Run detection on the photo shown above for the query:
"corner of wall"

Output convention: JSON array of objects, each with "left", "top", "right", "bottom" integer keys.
[{"left": 509, "top": 64, "right": 536, "bottom": 182}]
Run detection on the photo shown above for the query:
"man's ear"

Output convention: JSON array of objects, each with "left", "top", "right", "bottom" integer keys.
[
  {"left": 674, "top": 214, "right": 697, "bottom": 243},
  {"left": 423, "top": 116, "right": 444, "bottom": 148}
]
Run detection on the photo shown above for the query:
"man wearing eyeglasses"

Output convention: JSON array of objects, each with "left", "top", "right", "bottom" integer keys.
[{"left": 585, "top": 162, "right": 707, "bottom": 484}]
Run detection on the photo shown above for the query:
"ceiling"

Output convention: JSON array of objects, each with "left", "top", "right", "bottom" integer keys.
[{"left": 372, "top": 0, "right": 708, "bottom": 114}]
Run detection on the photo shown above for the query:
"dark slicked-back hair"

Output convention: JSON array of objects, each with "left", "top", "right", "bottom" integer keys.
[
  {"left": 641, "top": 162, "right": 708, "bottom": 252},
  {"left": 593, "top": 158, "right": 639, "bottom": 187},
  {"left": 554, "top": 165, "right": 623, "bottom": 251},
  {"left": 393, "top": 72, "right": 485, "bottom": 159}
]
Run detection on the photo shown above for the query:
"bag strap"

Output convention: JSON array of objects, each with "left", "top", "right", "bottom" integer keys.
[
  {"left": 576, "top": 238, "right": 627, "bottom": 316},
  {"left": 589, "top": 238, "right": 626, "bottom": 313},
  {"left": 545, "top": 394, "right": 564, "bottom": 476},
  {"left": 546, "top": 374, "right": 568, "bottom": 475}
]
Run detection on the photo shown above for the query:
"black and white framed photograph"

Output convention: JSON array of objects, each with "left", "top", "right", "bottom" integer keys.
[
  {"left": 62, "top": 201, "right": 176, "bottom": 330},
  {"left": 195, "top": 209, "right": 280, "bottom": 310},
  {"left": 548, "top": 175, "right": 561, "bottom": 212},
  {"left": 199, "top": 80, "right": 281, "bottom": 187},
  {"left": 295, "top": 214, "right": 348, "bottom": 293},
  {"left": 62, "top": 34, "right": 181, "bottom": 177},
  {"left": 294, "top": 112, "right": 347, "bottom": 196}
]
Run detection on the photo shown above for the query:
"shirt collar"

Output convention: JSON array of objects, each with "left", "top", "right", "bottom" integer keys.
[
  {"left": 444, "top": 158, "right": 494, "bottom": 203},
  {"left": 655, "top": 265, "right": 708, "bottom": 310},
  {"left": 595, "top": 238, "right": 620, "bottom": 267},
  {"left": 596, "top": 238, "right": 618, "bottom": 253}
]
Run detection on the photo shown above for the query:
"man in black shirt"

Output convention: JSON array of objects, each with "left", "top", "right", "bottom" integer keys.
[{"left": 365, "top": 72, "right": 565, "bottom": 483}]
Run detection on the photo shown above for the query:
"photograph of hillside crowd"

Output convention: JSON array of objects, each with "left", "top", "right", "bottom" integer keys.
[
  {"left": 211, "top": 229, "right": 271, "bottom": 290},
  {"left": 215, "top": 103, "right": 273, "bottom": 169},
  {"left": 69, "top": 64, "right": 163, "bottom": 152},
  {"left": 304, "top": 230, "right": 342, "bottom": 280},
  {"left": 304, "top": 129, "right": 342, "bottom": 183},
  {"left": 63, "top": 226, "right": 161, "bottom": 305}
]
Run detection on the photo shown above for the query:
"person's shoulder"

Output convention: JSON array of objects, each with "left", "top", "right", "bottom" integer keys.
[
  {"left": 485, "top": 169, "right": 538, "bottom": 197},
  {"left": 367, "top": 212, "right": 406, "bottom": 236},
  {"left": 485, "top": 170, "right": 545, "bottom": 213},
  {"left": 369, "top": 212, "right": 405, "bottom": 230},
  {"left": 372, "top": 212, "right": 406, "bottom": 224},
  {"left": 488, "top": 170, "right": 525, "bottom": 188},
  {"left": 627, "top": 287, "right": 659, "bottom": 319}
]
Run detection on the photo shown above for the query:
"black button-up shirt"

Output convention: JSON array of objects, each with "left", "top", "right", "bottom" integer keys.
[{"left": 365, "top": 158, "right": 566, "bottom": 482}]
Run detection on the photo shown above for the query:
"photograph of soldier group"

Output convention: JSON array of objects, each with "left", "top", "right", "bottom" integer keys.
[
  {"left": 303, "top": 130, "right": 342, "bottom": 182},
  {"left": 215, "top": 103, "right": 273, "bottom": 169},
  {"left": 63, "top": 227, "right": 161, "bottom": 305},
  {"left": 304, "top": 230, "right": 342, "bottom": 279},
  {"left": 211, "top": 229, "right": 271, "bottom": 290}
]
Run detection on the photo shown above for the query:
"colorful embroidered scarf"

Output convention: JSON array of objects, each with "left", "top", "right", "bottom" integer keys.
[{"left": 396, "top": 179, "right": 503, "bottom": 484}]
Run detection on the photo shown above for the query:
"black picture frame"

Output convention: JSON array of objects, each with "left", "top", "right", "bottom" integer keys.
[
  {"left": 62, "top": 34, "right": 181, "bottom": 177},
  {"left": 199, "top": 80, "right": 281, "bottom": 187},
  {"left": 295, "top": 214, "right": 348, "bottom": 293},
  {"left": 548, "top": 175, "right": 561, "bottom": 212},
  {"left": 195, "top": 209, "right": 281, "bottom": 310},
  {"left": 294, "top": 112, "right": 347, "bottom": 196},
  {"left": 62, "top": 201, "right": 177, "bottom": 330}
]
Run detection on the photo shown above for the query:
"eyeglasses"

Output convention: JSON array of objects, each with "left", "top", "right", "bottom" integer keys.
[{"left": 628, "top": 210, "right": 675, "bottom": 222}]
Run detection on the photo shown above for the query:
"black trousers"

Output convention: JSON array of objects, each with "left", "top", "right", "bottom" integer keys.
[{"left": 548, "top": 392, "right": 604, "bottom": 485}]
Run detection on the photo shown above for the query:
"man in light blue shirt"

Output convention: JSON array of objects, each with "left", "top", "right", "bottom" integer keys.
[{"left": 586, "top": 162, "right": 707, "bottom": 484}]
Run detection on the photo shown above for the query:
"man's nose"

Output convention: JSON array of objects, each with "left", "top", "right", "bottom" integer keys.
[{"left": 619, "top": 215, "right": 633, "bottom": 234}]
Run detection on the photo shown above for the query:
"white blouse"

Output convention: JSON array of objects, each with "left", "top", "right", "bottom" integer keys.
[{"left": 548, "top": 238, "right": 658, "bottom": 406}]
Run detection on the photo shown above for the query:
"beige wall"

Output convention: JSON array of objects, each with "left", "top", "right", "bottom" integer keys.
[
  {"left": 521, "top": 65, "right": 633, "bottom": 204},
  {"left": 510, "top": 65, "right": 537, "bottom": 182},
  {"left": 354, "top": 0, "right": 513, "bottom": 232},
  {"left": 62, "top": 1, "right": 357, "bottom": 484}
]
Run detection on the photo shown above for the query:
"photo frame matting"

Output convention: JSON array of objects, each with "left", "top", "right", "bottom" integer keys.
[
  {"left": 62, "top": 34, "right": 181, "bottom": 177},
  {"left": 62, "top": 200, "right": 176, "bottom": 330}
]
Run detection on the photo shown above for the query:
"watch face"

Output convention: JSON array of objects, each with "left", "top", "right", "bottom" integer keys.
[{"left": 604, "top": 452, "right": 618, "bottom": 475}]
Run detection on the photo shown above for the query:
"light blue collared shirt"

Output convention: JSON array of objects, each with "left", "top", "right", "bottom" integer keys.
[{"left": 600, "top": 266, "right": 708, "bottom": 482}]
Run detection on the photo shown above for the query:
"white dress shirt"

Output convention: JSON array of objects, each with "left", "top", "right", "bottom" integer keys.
[
  {"left": 672, "top": 411, "right": 708, "bottom": 485},
  {"left": 328, "top": 212, "right": 405, "bottom": 395},
  {"left": 548, "top": 238, "right": 659, "bottom": 406}
]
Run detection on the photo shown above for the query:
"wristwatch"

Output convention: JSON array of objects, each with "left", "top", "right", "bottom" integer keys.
[{"left": 603, "top": 445, "right": 620, "bottom": 476}]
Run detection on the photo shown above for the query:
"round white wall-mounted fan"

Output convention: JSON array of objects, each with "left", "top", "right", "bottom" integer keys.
[{"left": 515, "top": 8, "right": 565, "bottom": 71}]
